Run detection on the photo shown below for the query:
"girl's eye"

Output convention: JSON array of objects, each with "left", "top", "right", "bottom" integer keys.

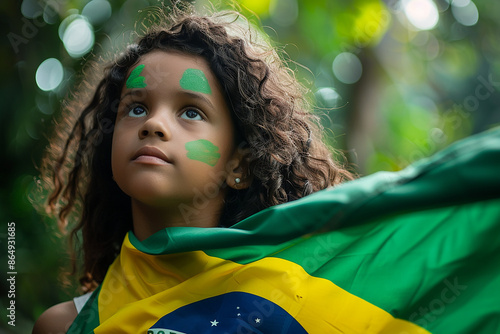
[
  {"left": 180, "top": 108, "right": 203, "bottom": 121},
  {"left": 128, "top": 105, "right": 147, "bottom": 118}
]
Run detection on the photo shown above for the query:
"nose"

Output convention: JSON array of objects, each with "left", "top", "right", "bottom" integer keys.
[{"left": 138, "top": 115, "right": 171, "bottom": 141}]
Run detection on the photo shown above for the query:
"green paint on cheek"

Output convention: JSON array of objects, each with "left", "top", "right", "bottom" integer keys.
[
  {"left": 179, "top": 68, "right": 212, "bottom": 94},
  {"left": 185, "top": 139, "right": 220, "bottom": 166},
  {"left": 126, "top": 64, "right": 147, "bottom": 89}
]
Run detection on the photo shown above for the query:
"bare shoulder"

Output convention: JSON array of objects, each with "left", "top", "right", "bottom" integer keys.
[{"left": 32, "top": 300, "right": 77, "bottom": 334}]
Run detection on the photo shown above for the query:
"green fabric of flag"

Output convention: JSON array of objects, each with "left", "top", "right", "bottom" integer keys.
[{"left": 69, "top": 127, "right": 500, "bottom": 333}]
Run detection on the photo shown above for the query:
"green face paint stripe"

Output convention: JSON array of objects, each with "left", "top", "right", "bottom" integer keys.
[
  {"left": 185, "top": 139, "right": 221, "bottom": 166},
  {"left": 126, "top": 64, "right": 147, "bottom": 89},
  {"left": 179, "top": 68, "right": 212, "bottom": 95}
]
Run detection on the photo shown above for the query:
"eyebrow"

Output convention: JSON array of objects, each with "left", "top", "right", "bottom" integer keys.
[
  {"left": 120, "top": 89, "right": 215, "bottom": 109},
  {"left": 181, "top": 90, "right": 215, "bottom": 109},
  {"left": 120, "top": 90, "right": 143, "bottom": 101}
]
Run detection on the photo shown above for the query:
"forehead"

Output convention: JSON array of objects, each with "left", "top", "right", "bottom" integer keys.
[
  {"left": 143, "top": 50, "right": 207, "bottom": 68},
  {"left": 127, "top": 50, "right": 216, "bottom": 89}
]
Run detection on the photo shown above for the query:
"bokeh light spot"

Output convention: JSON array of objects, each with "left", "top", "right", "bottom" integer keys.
[
  {"left": 451, "top": 0, "right": 479, "bottom": 26},
  {"left": 35, "top": 58, "right": 64, "bottom": 91},
  {"left": 450, "top": 0, "right": 469, "bottom": 6},
  {"left": 352, "top": 2, "right": 391, "bottom": 46},
  {"left": 403, "top": 0, "right": 439, "bottom": 30},
  {"left": 332, "top": 52, "right": 363, "bottom": 84},
  {"left": 59, "top": 15, "right": 95, "bottom": 58},
  {"left": 82, "top": 0, "right": 112, "bottom": 26},
  {"left": 21, "top": 0, "right": 43, "bottom": 19},
  {"left": 240, "top": 0, "right": 271, "bottom": 16},
  {"left": 316, "top": 87, "right": 342, "bottom": 108},
  {"left": 43, "top": 3, "right": 59, "bottom": 24}
]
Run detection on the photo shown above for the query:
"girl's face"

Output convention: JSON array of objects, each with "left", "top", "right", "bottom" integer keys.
[{"left": 112, "top": 50, "right": 237, "bottom": 214}]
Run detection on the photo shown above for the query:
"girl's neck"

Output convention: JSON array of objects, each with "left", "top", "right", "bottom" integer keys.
[{"left": 130, "top": 199, "right": 222, "bottom": 241}]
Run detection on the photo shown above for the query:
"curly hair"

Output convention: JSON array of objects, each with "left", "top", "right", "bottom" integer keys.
[{"left": 37, "top": 6, "right": 354, "bottom": 291}]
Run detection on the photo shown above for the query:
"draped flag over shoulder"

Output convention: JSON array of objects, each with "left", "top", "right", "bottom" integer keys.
[{"left": 68, "top": 128, "right": 500, "bottom": 334}]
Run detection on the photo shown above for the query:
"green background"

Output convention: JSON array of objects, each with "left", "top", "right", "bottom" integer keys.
[{"left": 1, "top": 0, "right": 499, "bottom": 331}]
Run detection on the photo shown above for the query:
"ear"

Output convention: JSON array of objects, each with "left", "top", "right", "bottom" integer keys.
[{"left": 226, "top": 147, "right": 252, "bottom": 190}]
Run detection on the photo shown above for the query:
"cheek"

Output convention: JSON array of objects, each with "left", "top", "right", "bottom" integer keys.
[
  {"left": 184, "top": 139, "right": 222, "bottom": 167},
  {"left": 216, "top": 138, "right": 236, "bottom": 170},
  {"left": 183, "top": 161, "right": 228, "bottom": 198}
]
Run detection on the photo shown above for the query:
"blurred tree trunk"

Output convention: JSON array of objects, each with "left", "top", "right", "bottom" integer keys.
[{"left": 346, "top": 49, "right": 382, "bottom": 175}]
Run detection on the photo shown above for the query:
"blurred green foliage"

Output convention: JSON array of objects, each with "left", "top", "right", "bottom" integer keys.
[{"left": 1, "top": 0, "right": 499, "bottom": 331}]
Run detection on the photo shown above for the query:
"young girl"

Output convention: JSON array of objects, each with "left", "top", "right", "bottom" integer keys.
[
  {"left": 32, "top": 5, "right": 350, "bottom": 332},
  {"left": 33, "top": 4, "right": 500, "bottom": 334}
]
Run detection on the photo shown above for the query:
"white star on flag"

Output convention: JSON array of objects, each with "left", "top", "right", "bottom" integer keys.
[
  {"left": 255, "top": 318, "right": 261, "bottom": 323},
  {"left": 210, "top": 319, "right": 219, "bottom": 327}
]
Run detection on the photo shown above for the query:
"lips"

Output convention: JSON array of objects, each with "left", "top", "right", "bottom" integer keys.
[{"left": 132, "top": 146, "right": 171, "bottom": 165}]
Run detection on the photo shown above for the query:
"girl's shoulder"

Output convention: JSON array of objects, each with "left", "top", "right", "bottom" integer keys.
[{"left": 32, "top": 300, "right": 77, "bottom": 334}]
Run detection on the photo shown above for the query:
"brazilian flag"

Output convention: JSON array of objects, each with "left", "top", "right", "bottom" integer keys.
[{"left": 68, "top": 128, "right": 500, "bottom": 333}]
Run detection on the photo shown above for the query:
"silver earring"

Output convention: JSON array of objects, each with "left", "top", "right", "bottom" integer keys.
[{"left": 235, "top": 178, "right": 241, "bottom": 184}]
